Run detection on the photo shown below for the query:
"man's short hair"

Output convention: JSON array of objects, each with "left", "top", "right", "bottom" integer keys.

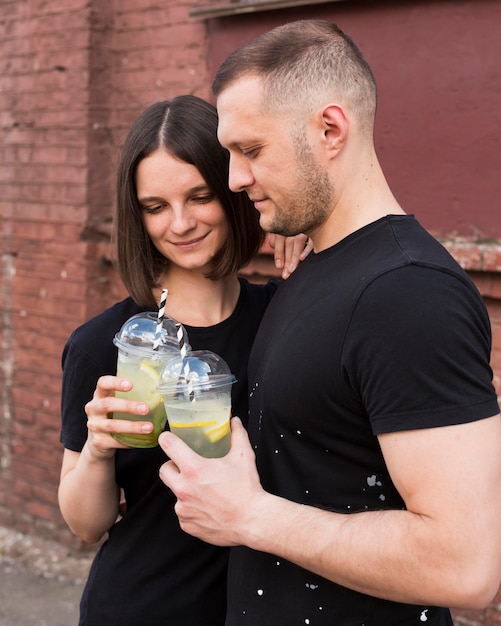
[{"left": 213, "top": 20, "right": 377, "bottom": 134}]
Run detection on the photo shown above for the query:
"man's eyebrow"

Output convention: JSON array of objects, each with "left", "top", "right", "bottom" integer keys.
[
  {"left": 220, "top": 137, "right": 259, "bottom": 151},
  {"left": 218, "top": 126, "right": 246, "bottom": 150}
]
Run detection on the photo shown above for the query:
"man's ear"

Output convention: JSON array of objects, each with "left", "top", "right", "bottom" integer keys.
[{"left": 319, "top": 104, "right": 348, "bottom": 158}]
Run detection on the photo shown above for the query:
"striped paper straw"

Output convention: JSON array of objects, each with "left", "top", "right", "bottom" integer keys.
[
  {"left": 175, "top": 321, "right": 188, "bottom": 357},
  {"left": 175, "top": 321, "right": 192, "bottom": 399},
  {"left": 153, "top": 288, "right": 168, "bottom": 350}
]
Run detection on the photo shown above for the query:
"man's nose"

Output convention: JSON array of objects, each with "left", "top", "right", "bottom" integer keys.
[{"left": 228, "top": 155, "right": 254, "bottom": 193}]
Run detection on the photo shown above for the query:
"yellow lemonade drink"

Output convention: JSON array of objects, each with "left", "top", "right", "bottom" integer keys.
[
  {"left": 158, "top": 350, "right": 236, "bottom": 458},
  {"left": 165, "top": 397, "right": 231, "bottom": 458},
  {"left": 113, "top": 353, "right": 168, "bottom": 448}
]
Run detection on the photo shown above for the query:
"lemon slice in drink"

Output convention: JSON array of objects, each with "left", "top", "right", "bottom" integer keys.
[
  {"left": 206, "top": 421, "right": 230, "bottom": 443},
  {"left": 169, "top": 420, "right": 217, "bottom": 429},
  {"left": 138, "top": 362, "right": 162, "bottom": 409}
]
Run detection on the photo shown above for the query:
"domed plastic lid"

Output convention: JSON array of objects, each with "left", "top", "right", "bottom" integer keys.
[
  {"left": 158, "top": 350, "right": 236, "bottom": 392},
  {"left": 113, "top": 312, "right": 190, "bottom": 357}
]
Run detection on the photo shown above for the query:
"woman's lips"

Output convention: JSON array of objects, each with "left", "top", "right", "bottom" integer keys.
[{"left": 170, "top": 234, "right": 208, "bottom": 249}]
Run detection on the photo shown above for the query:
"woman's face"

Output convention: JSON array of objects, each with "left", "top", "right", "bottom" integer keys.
[{"left": 135, "top": 149, "right": 230, "bottom": 274}]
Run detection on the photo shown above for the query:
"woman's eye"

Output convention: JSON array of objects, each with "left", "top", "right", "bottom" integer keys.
[
  {"left": 143, "top": 204, "right": 163, "bottom": 214},
  {"left": 192, "top": 194, "right": 215, "bottom": 204}
]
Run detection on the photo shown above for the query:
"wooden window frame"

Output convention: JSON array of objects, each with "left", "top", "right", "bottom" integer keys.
[{"left": 191, "top": 0, "right": 347, "bottom": 20}]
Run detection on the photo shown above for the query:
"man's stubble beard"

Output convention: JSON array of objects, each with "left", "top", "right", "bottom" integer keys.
[{"left": 268, "top": 131, "right": 334, "bottom": 238}]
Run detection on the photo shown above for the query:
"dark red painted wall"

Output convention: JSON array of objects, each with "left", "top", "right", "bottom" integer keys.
[{"left": 208, "top": 0, "right": 501, "bottom": 240}]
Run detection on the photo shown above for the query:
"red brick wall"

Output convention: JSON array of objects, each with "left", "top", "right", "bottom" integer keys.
[
  {"left": 1, "top": 0, "right": 92, "bottom": 541},
  {"left": 0, "top": 0, "right": 211, "bottom": 543}
]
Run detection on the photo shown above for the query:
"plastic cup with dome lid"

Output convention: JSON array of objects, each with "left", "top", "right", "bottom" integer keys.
[
  {"left": 112, "top": 312, "right": 190, "bottom": 448},
  {"left": 158, "top": 350, "right": 236, "bottom": 458}
]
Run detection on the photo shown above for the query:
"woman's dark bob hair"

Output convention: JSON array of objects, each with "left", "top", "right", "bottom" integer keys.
[{"left": 114, "top": 95, "right": 265, "bottom": 308}]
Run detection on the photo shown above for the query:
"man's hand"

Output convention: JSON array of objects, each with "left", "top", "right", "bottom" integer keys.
[{"left": 159, "top": 417, "right": 264, "bottom": 546}]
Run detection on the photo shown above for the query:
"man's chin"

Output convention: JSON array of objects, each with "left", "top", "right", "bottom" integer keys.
[
  {"left": 262, "top": 219, "right": 300, "bottom": 238},
  {"left": 258, "top": 209, "right": 296, "bottom": 237},
  {"left": 258, "top": 214, "right": 275, "bottom": 234}
]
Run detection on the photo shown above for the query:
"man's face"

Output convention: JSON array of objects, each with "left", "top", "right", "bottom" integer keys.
[{"left": 216, "top": 75, "right": 334, "bottom": 238}]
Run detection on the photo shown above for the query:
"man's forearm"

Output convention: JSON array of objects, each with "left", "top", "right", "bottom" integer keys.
[{"left": 240, "top": 491, "right": 499, "bottom": 610}]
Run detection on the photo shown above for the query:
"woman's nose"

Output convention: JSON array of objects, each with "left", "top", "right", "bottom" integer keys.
[{"left": 169, "top": 205, "right": 197, "bottom": 234}]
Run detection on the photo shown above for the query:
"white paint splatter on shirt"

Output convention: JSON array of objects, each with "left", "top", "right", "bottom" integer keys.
[{"left": 367, "top": 475, "right": 382, "bottom": 487}]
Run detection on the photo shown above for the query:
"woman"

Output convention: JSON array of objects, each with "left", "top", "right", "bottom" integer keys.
[{"left": 58, "top": 95, "right": 310, "bottom": 626}]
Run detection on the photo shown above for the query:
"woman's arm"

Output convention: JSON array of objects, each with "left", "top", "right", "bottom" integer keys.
[
  {"left": 58, "top": 375, "right": 155, "bottom": 543},
  {"left": 59, "top": 446, "right": 120, "bottom": 544},
  {"left": 269, "top": 233, "right": 313, "bottom": 279}
]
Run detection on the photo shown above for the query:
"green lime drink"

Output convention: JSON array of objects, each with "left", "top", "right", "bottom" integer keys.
[
  {"left": 112, "top": 312, "right": 190, "bottom": 448},
  {"left": 159, "top": 350, "right": 236, "bottom": 458}
]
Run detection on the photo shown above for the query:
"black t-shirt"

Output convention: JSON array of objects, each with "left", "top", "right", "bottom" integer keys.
[
  {"left": 60, "top": 277, "right": 278, "bottom": 626},
  {"left": 226, "top": 216, "right": 499, "bottom": 625}
]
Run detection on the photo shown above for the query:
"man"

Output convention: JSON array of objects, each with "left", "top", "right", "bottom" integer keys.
[{"left": 159, "top": 20, "right": 501, "bottom": 624}]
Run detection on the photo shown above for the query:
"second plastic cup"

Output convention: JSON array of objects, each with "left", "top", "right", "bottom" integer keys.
[{"left": 158, "top": 350, "right": 236, "bottom": 458}]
